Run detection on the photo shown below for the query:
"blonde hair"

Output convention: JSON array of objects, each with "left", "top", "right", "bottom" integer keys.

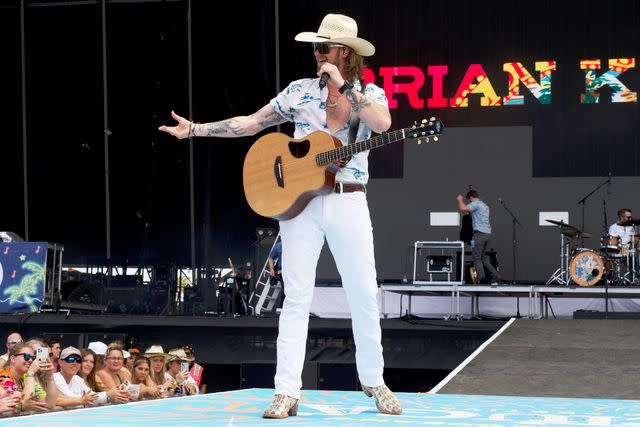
[
  {"left": 342, "top": 48, "right": 365, "bottom": 83},
  {"left": 149, "top": 356, "right": 166, "bottom": 386},
  {"left": 22, "top": 340, "right": 52, "bottom": 392},
  {"left": 7, "top": 343, "right": 34, "bottom": 368},
  {"left": 80, "top": 348, "right": 99, "bottom": 391}
]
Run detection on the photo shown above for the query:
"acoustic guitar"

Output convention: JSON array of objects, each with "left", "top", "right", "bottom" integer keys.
[{"left": 243, "top": 117, "right": 444, "bottom": 220}]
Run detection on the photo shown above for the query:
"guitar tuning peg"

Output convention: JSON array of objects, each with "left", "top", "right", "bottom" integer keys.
[{"left": 433, "top": 136, "right": 439, "bottom": 142}]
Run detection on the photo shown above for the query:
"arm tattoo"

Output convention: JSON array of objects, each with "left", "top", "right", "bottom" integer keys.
[
  {"left": 345, "top": 89, "right": 372, "bottom": 112},
  {"left": 257, "top": 111, "right": 285, "bottom": 129},
  {"left": 203, "top": 119, "right": 245, "bottom": 136}
]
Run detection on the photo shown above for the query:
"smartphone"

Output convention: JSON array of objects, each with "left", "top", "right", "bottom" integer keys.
[
  {"left": 180, "top": 362, "right": 190, "bottom": 373},
  {"left": 36, "top": 347, "right": 48, "bottom": 361}
]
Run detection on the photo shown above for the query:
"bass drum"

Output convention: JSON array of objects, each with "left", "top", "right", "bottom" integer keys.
[{"left": 569, "top": 250, "right": 611, "bottom": 287}]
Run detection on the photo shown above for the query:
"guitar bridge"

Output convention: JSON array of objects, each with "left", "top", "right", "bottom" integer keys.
[{"left": 274, "top": 156, "right": 284, "bottom": 188}]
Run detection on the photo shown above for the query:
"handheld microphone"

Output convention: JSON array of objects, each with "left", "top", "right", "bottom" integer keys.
[{"left": 319, "top": 73, "right": 330, "bottom": 89}]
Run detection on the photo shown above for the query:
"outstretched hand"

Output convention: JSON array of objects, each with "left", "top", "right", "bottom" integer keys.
[{"left": 158, "top": 111, "right": 192, "bottom": 139}]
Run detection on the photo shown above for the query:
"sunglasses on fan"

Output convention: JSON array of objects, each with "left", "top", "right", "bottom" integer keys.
[
  {"left": 62, "top": 356, "right": 82, "bottom": 364},
  {"left": 18, "top": 353, "right": 37, "bottom": 361}
]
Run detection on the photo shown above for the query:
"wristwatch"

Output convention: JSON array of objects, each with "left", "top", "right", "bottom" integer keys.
[
  {"left": 25, "top": 371, "right": 35, "bottom": 377},
  {"left": 338, "top": 80, "right": 354, "bottom": 94}
]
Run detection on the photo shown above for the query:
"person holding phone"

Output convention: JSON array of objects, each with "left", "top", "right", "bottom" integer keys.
[
  {"left": 164, "top": 349, "right": 198, "bottom": 396},
  {"left": 0, "top": 342, "right": 52, "bottom": 413},
  {"left": 23, "top": 339, "right": 58, "bottom": 411}
]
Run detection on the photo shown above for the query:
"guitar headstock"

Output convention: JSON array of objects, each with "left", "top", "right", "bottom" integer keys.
[{"left": 406, "top": 117, "right": 444, "bottom": 145}]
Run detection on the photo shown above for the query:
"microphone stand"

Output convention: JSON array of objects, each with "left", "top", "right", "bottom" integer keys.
[
  {"left": 499, "top": 198, "right": 522, "bottom": 318},
  {"left": 577, "top": 177, "right": 609, "bottom": 246},
  {"left": 602, "top": 199, "right": 609, "bottom": 319}
]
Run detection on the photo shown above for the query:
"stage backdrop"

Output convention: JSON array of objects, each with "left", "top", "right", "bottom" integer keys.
[{"left": 2, "top": 0, "right": 639, "bottom": 283}]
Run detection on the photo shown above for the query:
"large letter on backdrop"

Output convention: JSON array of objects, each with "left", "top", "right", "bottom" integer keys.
[
  {"left": 427, "top": 65, "right": 449, "bottom": 108},
  {"left": 580, "top": 58, "right": 637, "bottom": 103},
  {"left": 450, "top": 64, "right": 501, "bottom": 107},
  {"left": 502, "top": 61, "right": 557, "bottom": 105},
  {"left": 378, "top": 66, "right": 425, "bottom": 109}
]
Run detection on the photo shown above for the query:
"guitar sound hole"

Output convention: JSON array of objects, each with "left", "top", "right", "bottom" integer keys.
[{"left": 288, "top": 140, "right": 310, "bottom": 159}]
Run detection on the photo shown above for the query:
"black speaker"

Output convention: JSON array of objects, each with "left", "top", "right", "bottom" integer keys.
[
  {"left": 318, "top": 363, "right": 358, "bottom": 390},
  {"left": 241, "top": 363, "right": 276, "bottom": 388},
  {"left": 302, "top": 361, "right": 318, "bottom": 389}
]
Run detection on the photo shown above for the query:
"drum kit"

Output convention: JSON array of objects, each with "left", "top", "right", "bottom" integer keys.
[{"left": 545, "top": 219, "right": 640, "bottom": 287}]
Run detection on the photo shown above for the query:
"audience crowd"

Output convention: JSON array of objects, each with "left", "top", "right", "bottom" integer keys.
[{"left": 0, "top": 332, "right": 205, "bottom": 417}]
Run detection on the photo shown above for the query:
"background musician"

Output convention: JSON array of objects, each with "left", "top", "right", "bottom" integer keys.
[
  {"left": 609, "top": 208, "right": 635, "bottom": 245},
  {"left": 457, "top": 189, "right": 501, "bottom": 284}
]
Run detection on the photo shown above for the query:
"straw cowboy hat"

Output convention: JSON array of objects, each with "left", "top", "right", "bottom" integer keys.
[
  {"left": 166, "top": 348, "right": 194, "bottom": 363},
  {"left": 295, "top": 14, "right": 375, "bottom": 57},
  {"left": 143, "top": 345, "right": 170, "bottom": 361}
]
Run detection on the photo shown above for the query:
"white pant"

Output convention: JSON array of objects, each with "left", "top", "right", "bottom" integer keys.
[{"left": 274, "top": 191, "right": 384, "bottom": 398}]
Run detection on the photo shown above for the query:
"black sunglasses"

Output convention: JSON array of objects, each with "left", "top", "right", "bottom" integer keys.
[
  {"left": 62, "top": 356, "right": 82, "bottom": 364},
  {"left": 312, "top": 42, "right": 343, "bottom": 54},
  {"left": 19, "top": 353, "right": 36, "bottom": 361}
]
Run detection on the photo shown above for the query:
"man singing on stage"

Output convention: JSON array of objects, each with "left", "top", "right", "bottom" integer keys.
[{"left": 159, "top": 13, "right": 402, "bottom": 419}]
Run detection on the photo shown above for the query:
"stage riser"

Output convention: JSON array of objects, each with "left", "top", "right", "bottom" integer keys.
[
  {"left": 0, "top": 314, "right": 500, "bottom": 370},
  {"left": 204, "top": 362, "right": 448, "bottom": 393}
]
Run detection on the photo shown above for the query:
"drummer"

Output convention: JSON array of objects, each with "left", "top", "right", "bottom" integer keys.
[{"left": 609, "top": 208, "right": 635, "bottom": 245}]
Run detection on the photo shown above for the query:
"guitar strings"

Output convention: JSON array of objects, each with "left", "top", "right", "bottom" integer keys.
[{"left": 277, "top": 129, "right": 406, "bottom": 173}]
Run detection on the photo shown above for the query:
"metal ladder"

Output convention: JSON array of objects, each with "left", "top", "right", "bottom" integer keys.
[{"left": 248, "top": 233, "right": 282, "bottom": 316}]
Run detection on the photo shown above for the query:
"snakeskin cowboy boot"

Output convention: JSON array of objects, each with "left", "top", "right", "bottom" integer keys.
[
  {"left": 361, "top": 383, "right": 402, "bottom": 415},
  {"left": 262, "top": 394, "right": 299, "bottom": 419}
]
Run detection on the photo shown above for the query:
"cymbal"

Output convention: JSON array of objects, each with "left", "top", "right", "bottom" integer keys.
[
  {"left": 617, "top": 218, "right": 640, "bottom": 226},
  {"left": 562, "top": 229, "right": 592, "bottom": 239},
  {"left": 545, "top": 219, "right": 591, "bottom": 238},
  {"left": 546, "top": 219, "right": 573, "bottom": 228}
]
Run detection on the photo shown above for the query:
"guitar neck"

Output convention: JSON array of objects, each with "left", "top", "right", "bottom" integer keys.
[{"left": 315, "top": 128, "right": 407, "bottom": 166}]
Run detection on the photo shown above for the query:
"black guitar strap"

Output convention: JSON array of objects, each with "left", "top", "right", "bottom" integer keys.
[
  {"left": 345, "top": 82, "right": 367, "bottom": 162},
  {"left": 348, "top": 109, "right": 360, "bottom": 145}
]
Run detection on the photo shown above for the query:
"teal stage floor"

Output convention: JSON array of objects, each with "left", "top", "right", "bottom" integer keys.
[{"left": 3, "top": 388, "right": 639, "bottom": 426}]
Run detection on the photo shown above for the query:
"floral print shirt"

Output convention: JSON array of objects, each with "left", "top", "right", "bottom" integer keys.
[{"left": 270, "top": 78, "right": 389, "bottom": 184}]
